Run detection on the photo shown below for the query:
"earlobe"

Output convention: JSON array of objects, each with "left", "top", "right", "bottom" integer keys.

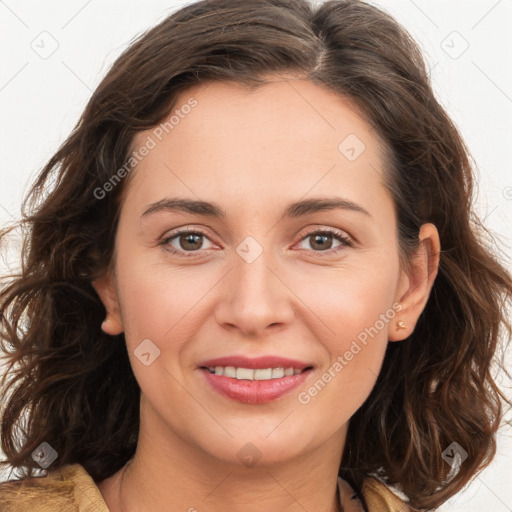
[
  {"left": 389, "top": 223, "right": 441, "bottom": 342},
  {"left": 92, "top": 273, "right": 124, "bottom": 335},
  {"left": 389, "top": 313, "right": 411, "bottom": 342}
]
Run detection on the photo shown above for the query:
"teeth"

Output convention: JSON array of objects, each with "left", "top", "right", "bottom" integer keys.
[
  {"left": 236, "top": 367, "right": 254, "bottom": 380},
  {"left": 254, "top": 368, "right": 272, "bottom": 380},
  {"left": 207, "top": 366, "right": 303, "bottom": 380},
  {"left": 271, "top": 368, "right": 285, "bottom": 378},
  {"left": 224, "top": 366, "right": 236, "bottom": 378}
]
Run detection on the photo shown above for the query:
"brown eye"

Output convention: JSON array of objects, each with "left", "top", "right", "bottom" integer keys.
[
  {"left": 177, "top": 233, "right": 204, "bottom": 251},
  {"left": 297, "top": 229, "right": 352, "bottom": 254},
  {"left": 309, "top": 233, "right": 335, "bottom": 251},
  {"left": 162, "top": 228, "right": 215, "bottom": 256}
]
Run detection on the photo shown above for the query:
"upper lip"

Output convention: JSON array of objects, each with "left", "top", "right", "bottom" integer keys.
[{"left": 199, "top": 355, "right": 313, "bottom": 370}]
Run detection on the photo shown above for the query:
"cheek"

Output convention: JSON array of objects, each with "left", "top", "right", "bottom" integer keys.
[
  {"left": 114, "top": 244, "right": 220, "bottom": 348},
  {"left": 113, "top": 258, "right": 218, "bottom": 400},
  {"left": 293, "top": 255, "right": 399, "bottom": 346},
  {"left": 296, "top": 289, "right": 393, "bottom": 422},
  {"left": 292, "top": 259, "right": 399, "bottom": 410}
]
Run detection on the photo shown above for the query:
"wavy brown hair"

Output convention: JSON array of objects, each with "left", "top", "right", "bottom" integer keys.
[{"left": 1, "top": 0, "right": 511, "bottom": 509}]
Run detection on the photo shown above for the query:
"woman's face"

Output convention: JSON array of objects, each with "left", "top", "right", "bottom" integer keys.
[{"left": 95, "top": 77, "right": 421, "bottom": 467}]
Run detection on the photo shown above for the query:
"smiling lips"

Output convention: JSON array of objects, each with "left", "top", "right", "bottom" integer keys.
[
  {"left": 199, "top": 355, "right": 313, "bottom": 404},
  {"left": 206, "top": 366, "right": 302, "bottom": 380}
]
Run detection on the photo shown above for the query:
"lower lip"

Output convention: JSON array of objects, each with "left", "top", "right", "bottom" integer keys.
[{"left": 200, "top": 368, "right": 312, "bottom": 404}]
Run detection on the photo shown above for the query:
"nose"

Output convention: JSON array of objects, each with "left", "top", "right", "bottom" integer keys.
[{"left": 214, "top": 241, "right": 295, "bottom": 337}]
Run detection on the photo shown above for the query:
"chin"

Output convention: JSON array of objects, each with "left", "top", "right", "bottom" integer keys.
[{"left": 198, "top": 430, "right": 317, "bottom": 469}]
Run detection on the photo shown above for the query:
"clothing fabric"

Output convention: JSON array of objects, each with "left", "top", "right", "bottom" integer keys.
[{"left": 0, "top": 463, "right": 410, "bottom": 511}]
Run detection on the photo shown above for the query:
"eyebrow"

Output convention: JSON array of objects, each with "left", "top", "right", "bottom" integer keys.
[{"left": 141, "top": 197, "right": 371, "bottom": 219}]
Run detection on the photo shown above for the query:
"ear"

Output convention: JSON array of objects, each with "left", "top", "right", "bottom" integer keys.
[
  {"left": 92, "top": 272, "right": 124, "bottom": 335},
  {"left": 389, "top": 223, "right": 441, "bottom": 341}
]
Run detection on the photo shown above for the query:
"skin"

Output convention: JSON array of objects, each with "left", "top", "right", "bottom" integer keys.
[{"left": 93, "top": 76, "right": 440, "bottom": 512}]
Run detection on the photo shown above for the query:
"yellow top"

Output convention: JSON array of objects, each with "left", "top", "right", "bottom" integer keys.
[{"left": 0, "top": 463, "right": 410, "bottom": 511}]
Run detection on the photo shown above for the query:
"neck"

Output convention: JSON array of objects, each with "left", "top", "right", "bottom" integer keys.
[
  {"left": 116, "top": 454, "right": 343, "bottom": 512},
  {"left": 100, "top": 400, "right": 346, "bottom": 512}
]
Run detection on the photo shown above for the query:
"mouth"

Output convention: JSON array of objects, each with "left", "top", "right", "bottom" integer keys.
[
  {"left": 200, "top": 365, "right": 313, "bottom": 380},
  {"left": 197, "top": 356, "right": 314, "bottom": 404}
]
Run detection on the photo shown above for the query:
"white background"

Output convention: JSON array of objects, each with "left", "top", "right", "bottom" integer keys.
[{"left": 0, "top": 1, "right": 511, "bottom": 510}]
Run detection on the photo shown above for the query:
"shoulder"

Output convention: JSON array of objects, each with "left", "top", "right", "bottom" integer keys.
[
  {"left": 0, "top": 463, "right": 108, "bottom": 512},
  {"left": 361, "top": 476, "right": 411, "bottom": 512}
]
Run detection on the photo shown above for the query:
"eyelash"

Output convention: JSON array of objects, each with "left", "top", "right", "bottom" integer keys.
[{"left": 160, "top": 227, "right": 353, "bottom": 258}]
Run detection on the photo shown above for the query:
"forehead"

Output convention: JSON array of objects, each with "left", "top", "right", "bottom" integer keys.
[{"left": 123, "top": 78, "right": 391, "bottom": 217}]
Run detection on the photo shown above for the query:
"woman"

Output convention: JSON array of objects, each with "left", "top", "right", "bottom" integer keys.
[{"left": 0, "top": 0, "right": 510, "bottom": 511}]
